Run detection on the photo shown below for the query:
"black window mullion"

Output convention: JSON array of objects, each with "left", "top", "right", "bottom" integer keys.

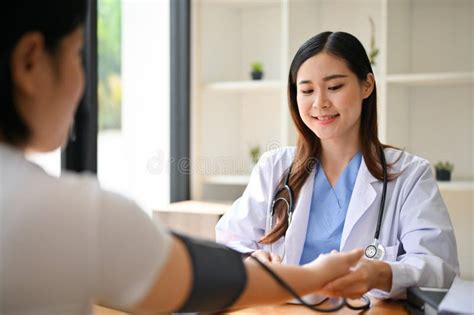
[
  {"left": 170, "top": 0, "right": 191, "bottom": 202},
  {"left": 62, "top": 0, "right": 98, "bottom": 173}
]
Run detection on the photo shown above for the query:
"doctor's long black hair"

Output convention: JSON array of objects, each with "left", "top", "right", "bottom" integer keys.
[{"left": 260, "top": 31, "right": 398, "bottom": 244}]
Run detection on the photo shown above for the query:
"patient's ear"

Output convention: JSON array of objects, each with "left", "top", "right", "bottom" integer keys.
[
  {"left": 10, "top": 32, "right": 48, "bottom": 97},
  {"left": 362, "top": 73, "right": 375, "bottom": 99}
]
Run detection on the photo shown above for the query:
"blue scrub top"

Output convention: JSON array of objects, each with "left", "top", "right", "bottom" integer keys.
[{"left": 299, "top": 152, "right": 363, "bottom": 265}]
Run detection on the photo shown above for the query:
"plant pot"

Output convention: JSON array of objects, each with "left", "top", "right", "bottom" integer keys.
[
  {"left": 436, "top": 169, "right": 451, "bottom": 181},
  {"left": 251, "top": 71, "right": 263, "bottom": 80}
]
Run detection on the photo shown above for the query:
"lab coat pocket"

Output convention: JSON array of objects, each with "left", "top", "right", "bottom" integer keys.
[{"left": 383, "top": 243, "right": 400, "bottom": 262}]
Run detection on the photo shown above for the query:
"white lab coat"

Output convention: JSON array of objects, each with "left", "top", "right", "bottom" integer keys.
[{"left": 216, "top": 147, "right": 459, "bottom": 298}]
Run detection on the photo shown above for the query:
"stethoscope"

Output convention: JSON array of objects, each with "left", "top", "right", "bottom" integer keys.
[{"left": 270, "top": 148, "right": 388, "bottom": 261}]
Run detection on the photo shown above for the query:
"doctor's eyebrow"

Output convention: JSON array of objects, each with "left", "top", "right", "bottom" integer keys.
[{"left": 298, "top": 74, "right": 348, "bottom": 85}]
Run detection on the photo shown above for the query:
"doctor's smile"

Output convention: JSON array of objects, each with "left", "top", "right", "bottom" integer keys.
[{"left": 313, "top": 114, "right": 340, "bottom": 125}]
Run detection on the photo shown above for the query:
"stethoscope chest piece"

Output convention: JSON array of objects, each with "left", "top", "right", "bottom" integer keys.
[{"left": 364, "top": 239, "right": 385, "bottom": 260}]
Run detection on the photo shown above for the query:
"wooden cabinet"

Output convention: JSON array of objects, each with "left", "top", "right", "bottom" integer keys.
[{"left": 153, "top": 201, "right": 230, "bottom": 240}]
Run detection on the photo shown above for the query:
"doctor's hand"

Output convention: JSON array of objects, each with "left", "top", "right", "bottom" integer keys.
[
  {"left": 318, "top": 257, "right": 393, "bottom": 299},
  {"left": 303, "top": 249, "right": 364, "bottom": 287},
  {"left": 248, "top": 250, "right": 282, "bottom": 263}
]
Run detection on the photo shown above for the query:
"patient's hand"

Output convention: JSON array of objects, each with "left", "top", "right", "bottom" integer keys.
[{"left": 247, "top": 250, "right": 282, "bottom": 263}]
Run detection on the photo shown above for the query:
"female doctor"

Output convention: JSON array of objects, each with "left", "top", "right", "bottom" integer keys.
[{"left": 216, "top": 31, "right": 459, "bottom": 299}]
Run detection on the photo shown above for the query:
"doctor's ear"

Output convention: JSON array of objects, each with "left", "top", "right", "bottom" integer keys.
[{"left": 362, "top": 73, "right": 375, "bottom": 99}]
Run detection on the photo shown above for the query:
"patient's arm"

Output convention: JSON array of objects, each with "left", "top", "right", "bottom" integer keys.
[{"left": 131, "top": 237, "right": 363, "bottom": 313}]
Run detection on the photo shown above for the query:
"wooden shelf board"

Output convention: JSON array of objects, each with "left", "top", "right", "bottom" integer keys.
[
  {"left": 437, "top": 181, "right": 474, "bottom": 192},
  {"left": 204, "top": 80, "right": 284, "bottom": 92},
  {"left": 203, "top": 175, "right": 250, "bottom": 185},
  {"left": 386, "top": 72, "right": 474, "bottom": 85}
]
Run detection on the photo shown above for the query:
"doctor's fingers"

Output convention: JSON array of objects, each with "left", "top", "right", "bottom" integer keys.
[
  {"left": 269, "top": 252, "right": 282, "bottom": 263},
  {"left": 307, "top": 249, "right": 363, "bottom": 283},
  {"left": 322, "top": 249, "right": 363, "bottom": 272},
  {"left": 321, "top": 270, "right": 372, "bottom": 298},
  {"left": 250, "top": 250, "right": 274, "bottom": 263}
]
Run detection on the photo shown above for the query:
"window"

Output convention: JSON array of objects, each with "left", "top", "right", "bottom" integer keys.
[
  {"left": 97, "top": 0, "right": 171, "bottom": 215},
  {"left": 30, "top": 0, "right": 173, "bottom": 215}
]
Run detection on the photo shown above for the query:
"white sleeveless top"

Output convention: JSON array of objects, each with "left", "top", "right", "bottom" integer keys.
[{"left": 0, "top": 144, "right": 171, "bottom": 314}]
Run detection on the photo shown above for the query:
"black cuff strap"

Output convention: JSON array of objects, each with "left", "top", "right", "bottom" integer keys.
[{"left": 173, "top": 232, "right": 247, "bottom": 312}]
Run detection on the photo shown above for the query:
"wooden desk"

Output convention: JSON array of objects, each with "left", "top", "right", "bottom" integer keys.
[
  {"left": 94, "top": 306, "right": 125, "bottom": 314},
  {"left": 94, "top": 298, "right": 408, "bottom": 314},
  {"left": 96, "top": 201, "right": 409, "bottom": 314},
  {"left": 227, "top": 298, "right": 409, "bottom": 314}
]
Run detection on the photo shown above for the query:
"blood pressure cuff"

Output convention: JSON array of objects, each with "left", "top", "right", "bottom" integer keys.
[{"left": 172, "top": 232, "right": 247, "bottom": 312}]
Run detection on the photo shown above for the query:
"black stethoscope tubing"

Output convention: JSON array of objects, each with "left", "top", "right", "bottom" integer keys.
[
  {"left": 265, "top": 148, "right": 388, "bottom": 312},
  {"left": 270, "top": 148, "right": 388, "bottom": 249},
  {"left": 250, "top": 255, "right": 372, "bottom": 312},
  {"left": 375, "top": 146, "right": 388, "bottom": 240}
]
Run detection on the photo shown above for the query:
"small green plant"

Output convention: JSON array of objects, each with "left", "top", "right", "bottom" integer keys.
[
  {"left": 251, "top": 62, "right": 263, "bottom": 73},
  {"left": 250, "top": 145, "right": 261, "bottom": 164},
  {"left": 368, "top": 17, "right": 379, "bottom": 66},
  {"left": 435, "top": 161, "right": 454, "bottom": 172}
]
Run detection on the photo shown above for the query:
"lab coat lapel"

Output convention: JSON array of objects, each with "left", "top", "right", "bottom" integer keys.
[
  {"left": 340, "top": 158, "right": 377, "bottom": 249},
  {"left": 284, "top": 167, "right": 316, "bottom": 265}
]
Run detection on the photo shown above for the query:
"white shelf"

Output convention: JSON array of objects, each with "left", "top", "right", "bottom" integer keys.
[
  {"left": 203, "top": 175, "right": 250, "bottom": 185},
  {"left": 386, "top": 72, "right": 474, "bottom": 86},
  {"left": 437, "top": 181, "right": 474, "bottom": 192},
  {"left": 204, "top": 80, "right": 284, "bottom": 93},
  {"left": 201, "top": 0, "right": 280, "bottom": 8}
]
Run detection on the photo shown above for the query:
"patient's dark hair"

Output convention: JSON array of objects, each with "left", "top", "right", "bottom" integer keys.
[{"left": 0, "top": 0, "right": 87, "bottom": 146}]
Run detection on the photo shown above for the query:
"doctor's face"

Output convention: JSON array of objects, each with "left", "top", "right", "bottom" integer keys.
[{"left": 296, "top": 52, "right": 373, "bottom": 145}]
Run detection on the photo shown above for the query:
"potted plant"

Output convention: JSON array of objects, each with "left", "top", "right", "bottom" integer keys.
[
  {"left": 250, "top": 62, "right": 264, "bottom": 80},
  {"left": 434, "top": 161, "right": 454, "bottom": 181},
  {"left": 368, "top": 17, "right": 379, "bottom": 67},
  {"left": 249, "top": 145, "right": 261, "bottom": 164}
]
